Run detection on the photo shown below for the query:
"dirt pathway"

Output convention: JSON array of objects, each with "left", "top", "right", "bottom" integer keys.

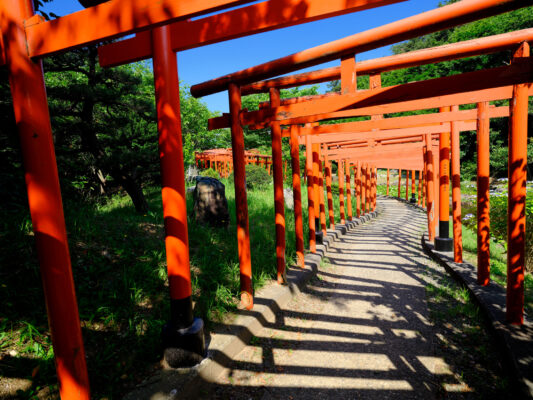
[{"left": 207, "top": 198, "right": 461, "bottom": 399}]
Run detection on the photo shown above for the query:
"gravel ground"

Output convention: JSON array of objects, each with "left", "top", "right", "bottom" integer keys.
[{"left": 204, "top": 199, "right": 464, "bottom": 399}]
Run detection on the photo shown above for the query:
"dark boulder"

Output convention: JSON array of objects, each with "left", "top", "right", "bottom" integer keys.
[{"left": 193, "top": 177, "right": 229, "bottom": 227}]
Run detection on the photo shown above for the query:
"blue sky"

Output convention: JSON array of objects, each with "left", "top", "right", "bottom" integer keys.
[{"left": 41, "top": 0, "right": 443, "bottom": 113}]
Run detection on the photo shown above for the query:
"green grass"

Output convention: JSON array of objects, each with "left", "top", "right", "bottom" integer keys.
[
  {"left": 424, "top": 261, "right": 511, "bottom": 397},
  {"left": 461, "top": 224, "right": 533, "bottom": 314},
  {"left": 0, "top": 181, "right": 302, "bottom": 399},
  {"left": 375, "top": 174, "right": 532, "bottom": 314},
  {"left": 1, "top": 172, "right": 529, "bottom": 398},
  {"left": 0, "top": 174, "right": 377, "bottom": 398}
]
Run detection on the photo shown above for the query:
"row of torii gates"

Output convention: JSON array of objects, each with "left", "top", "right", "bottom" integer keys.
[
  {"left": 195, "top": 148, "right": 277, "bottom": 178},
  {"left": 0, "top": 0, "right": 531, "bottom": 398}
]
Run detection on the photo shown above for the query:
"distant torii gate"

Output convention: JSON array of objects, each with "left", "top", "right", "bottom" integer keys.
[
  {"left": 1, "top": 1, "right": 531, "bottom": 398},
  {"left": 196, "top": 2, "right": 531, "bottom": 329},
  {"left": 0, "top": 0, "right": 405, "bottom": 397}
]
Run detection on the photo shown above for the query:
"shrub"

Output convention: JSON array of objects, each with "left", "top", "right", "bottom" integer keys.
[
  {"left": 489, "top": 191, "right": 533, "bottom": 273},
  {"left": 200, "top": 168, "right": 220, "bottom": 179},
  {"left": 245, "top": 164, "right": 272, "bottom": 190}
]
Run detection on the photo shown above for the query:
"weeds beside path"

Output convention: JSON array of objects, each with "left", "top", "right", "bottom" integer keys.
[
  {"left": 0, "top": 181, "right": 300, "bottom": 399},
  {"left": 207, "top": 199, "right": 513, "bottom": 399}
]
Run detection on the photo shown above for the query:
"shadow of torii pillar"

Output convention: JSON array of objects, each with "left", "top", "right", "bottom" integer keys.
[{"left": 435, "top": 107, "right": 453, "bottom": 252}]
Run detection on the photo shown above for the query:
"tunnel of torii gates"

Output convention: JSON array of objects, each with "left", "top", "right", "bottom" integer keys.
[
  {"left": 195, "top": 148, "right": 282, "bottom": 178},
  {"left": 0, "top": 0, "right": 531, "bottom": 397}
]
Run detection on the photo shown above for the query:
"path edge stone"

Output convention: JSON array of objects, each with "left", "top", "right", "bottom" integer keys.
[
  {"left": 124, "top": 211, "right": 379, "bottom": 400},
  {"left": 422, "top": 233, "right": 533, "bottom": 399}
]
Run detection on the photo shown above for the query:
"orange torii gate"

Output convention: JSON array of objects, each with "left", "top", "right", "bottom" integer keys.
[
  {"left": 1, "top": 0, "right": 531, "bottom": 398},
  {"left": 318, "top": 132, "right": 434, "bottom": 227},
  {"left": 194, "top": 0, "right": 531, "bottom": 332},
  {"left": 0, "top": 0, "right": 409, "bottom": 397},
  {"left": 195, "top": 148, "right": 276, "bottom": 178}
]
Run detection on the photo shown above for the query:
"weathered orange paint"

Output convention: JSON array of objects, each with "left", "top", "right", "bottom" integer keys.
[
  {"left": 228, "top": 83, "right": 253, "bottom": 309},
  {"left": 269, "top": 88, "right": 286, "bottom": 284},
  {"left": 341, "top": 54, "right": 357, "bottom": 94},
  {"left": 305, "top": 135, "right": 316, "bottom": 252},
  {"left": 338, "top": 158, "right": 346, "bottom": 224},
  {"left": 290, "top": 125, "right": 305, "bottom": 268},
  {"left": 507, "top": 42, "right": 529, "bottom": 325},
  {"left": 477, "top": 101, "right": 491, "bottom": 285},
  {"left": 1, "top": 0, "right": 91, "bottom": 397}
]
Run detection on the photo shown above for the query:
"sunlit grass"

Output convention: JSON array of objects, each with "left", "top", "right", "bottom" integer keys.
[{"left": 0, "top": 181, "right": 302, "bottom": 398}]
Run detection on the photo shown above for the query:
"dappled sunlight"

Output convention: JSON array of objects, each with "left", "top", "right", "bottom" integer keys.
[{"left": 201, "top": 199, "right": 473, "bottom": 398}]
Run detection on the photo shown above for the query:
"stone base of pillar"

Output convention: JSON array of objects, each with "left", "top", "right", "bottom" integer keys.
[
  {"left": 162, "top": 317, "right": 205, "bottom": 368},
  {"left": 435, "top": 237, "right": 453, "bottom": 252},
  {"left": 410, "top": 193, "right": 417, "bottom": 203},
  {"left": 315, "top": 231, "right": 324, "bottom": 244}
]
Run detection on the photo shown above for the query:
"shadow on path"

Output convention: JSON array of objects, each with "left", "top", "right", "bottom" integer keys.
[{"left": 194, "top": 199, "right": 471, "bottom": 399}]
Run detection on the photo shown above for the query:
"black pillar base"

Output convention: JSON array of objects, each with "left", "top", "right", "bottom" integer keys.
[
  {"left": 435, "top": 237, "right": 453, "bottom": 252},
  {"left": 410, "top": 193, "right": 416, "bottom": 203},
  {"left": 315, "top": 218, "right": 323, "bottom": 244},
  {"left": 162, "top": 317, "right": 205, "bottom": 368}
]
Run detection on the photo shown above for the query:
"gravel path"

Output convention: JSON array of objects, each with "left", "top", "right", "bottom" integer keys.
[{"left": 208, "top": 198, "right": 459, "bottom": 399}]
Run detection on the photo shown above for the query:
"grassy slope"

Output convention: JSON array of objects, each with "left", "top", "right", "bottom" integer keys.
[
  {"left": 1, "top": 178, "right": 324, "bottom": 399},
  {"left": 1, "top": 172, "right": 530, "bottom": 398}
]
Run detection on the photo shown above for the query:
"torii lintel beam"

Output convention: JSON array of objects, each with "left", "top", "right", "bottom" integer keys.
[
  {"left": 190, "top": 0, "right": 531, "bottom": 98},
  {"left": 20, "top": 0, "right": 258, "bottom": 59},
  {"left": 240, "top": 60, "right": 532, "bottom": 126},
  {"left": 240, "top": 28, "right": 533, "bottom": 95},
  {"left": 97, "top": 0, "right": 404, "bottom": 68},
  {"left": 286, "top": 106, "right": 509, "bottom": 143},
  {"left": 208, "top": 67, "right": 532, "bottom": 131}
]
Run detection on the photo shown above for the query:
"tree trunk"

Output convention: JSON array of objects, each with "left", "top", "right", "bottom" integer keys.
[
  {"left": 77, "top": 47, "right": 149, "bottom": 213},
  {"left": 111, "top": 169, "right": 149, "bottom": 213}
]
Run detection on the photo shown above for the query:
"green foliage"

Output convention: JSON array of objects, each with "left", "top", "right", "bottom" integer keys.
[
  {"left": 199, "top": 168, "right": 220, "bottom": 179},
  {"left": 462, "top": 188, "right": 533, "bottom": 273},
  {"left": 1, "top": 182, "right": 303, "bottom": 397},
  {"left": 245, "top": 164, "right": 272, "bottom": 190},
  {"left": 385, "top": 4, "right": 533, "bottom": 179},
  {"left": 327, "top": 4, "right": 533, "bottom": 179},
  {"left": 0, "top": 46, "right": 228, "bottom": 214},
  {"left": 180, "top": 83, "right": 230, "bottom": 167}
]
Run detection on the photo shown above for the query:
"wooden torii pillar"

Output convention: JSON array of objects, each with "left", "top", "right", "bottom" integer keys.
[
  {"left": 269, "top": 88, "right": 286, "bottom": 284},
  {"left": 289, "top": 125, "right": 305, "bottom": 268}
]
